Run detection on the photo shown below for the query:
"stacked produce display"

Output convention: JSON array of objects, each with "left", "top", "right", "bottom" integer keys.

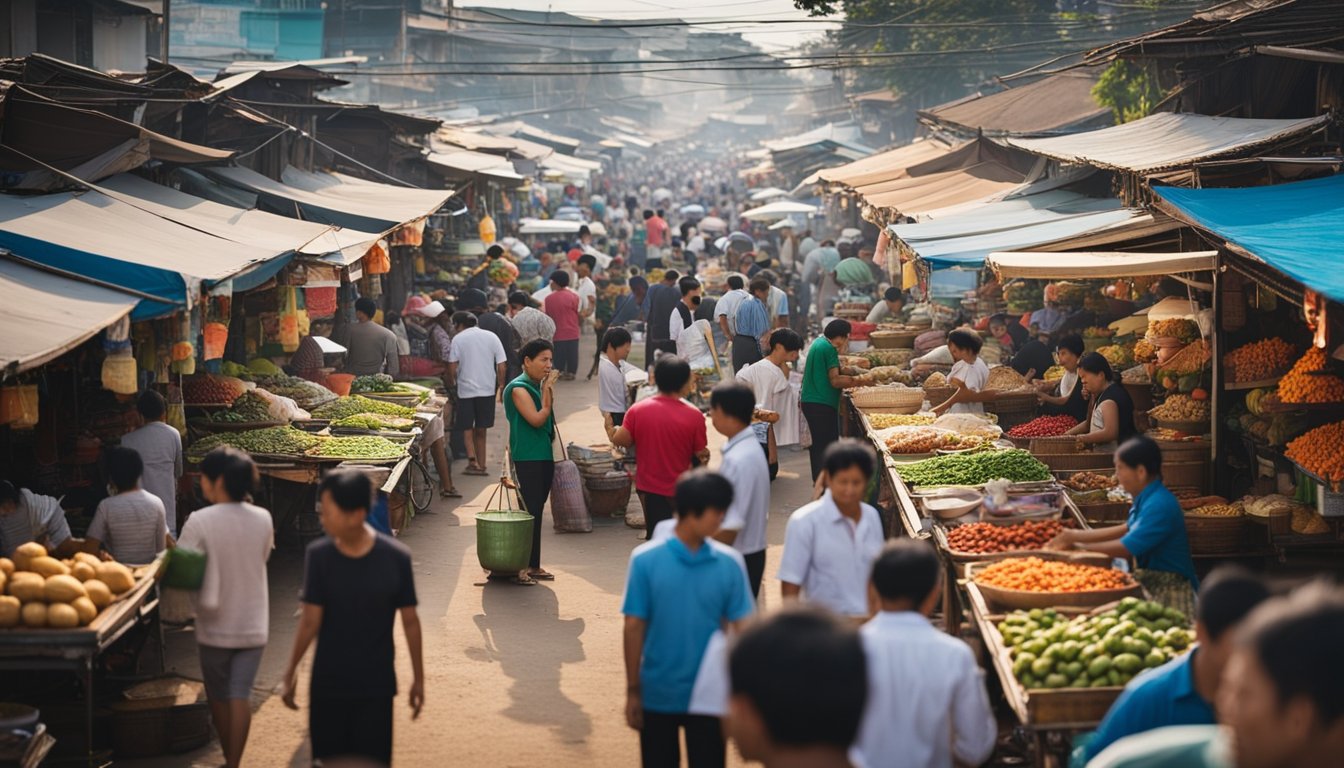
[
  {"left": 188, "top": 425, "right": 407, "bottom": 463},
  {"left": 945, "top": 520, "right": 1064, "bottom": 555},
  {"left": 1, "top": 544, "right": 138, "bottom": 629},
  {"left": 895, "top": 449, "right": 1052, "bottom": 487}
]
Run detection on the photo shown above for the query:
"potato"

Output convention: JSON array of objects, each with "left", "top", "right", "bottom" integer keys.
[
  {"left": 44, "top": 574, "right": 87, "bottom": 603},
  {"left": 94, "top": 562, "right": 134, "bottom": 594},
  {"left": 13, "top": 542, "right": 46, "bottom": 572},
  {"left": 83, "top": 579, "right": 113, "bottom": 609},
  {"left": 71, "top": 561, "right": 96, "bottom": 582},
  {"left": 0, "top": 557, "right": 13, "bottom": 576},
  {"left": 21, "top": 602, "right": 47, "bottom": 628},
  {"left": 28, "top": 556, "right": 70, "bottom": 578},
  {"left": 46, "top": 602, "right": 78, "bottom": 629},
  {"left": 0, "top": 570, "right": 5, "bottom": 596},
  {"left": 7, "top": 572, "right": 45, "bottom": 603},
  {"left": 0, "top": 595, "right": 18, "bottom": 628},
  {"left": 71, "top": 596, "right": 98, "bottom": 626},
  {"left": 72, "top": 552, "right": 101, "bottom": 568}
]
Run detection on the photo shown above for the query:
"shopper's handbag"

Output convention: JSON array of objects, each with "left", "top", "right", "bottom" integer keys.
[
  {"left": 549, "top": 422, "right": 592, "bottom": 533},
  {"left": 159, "top": 546, "right": 207, "bottom": 624}
]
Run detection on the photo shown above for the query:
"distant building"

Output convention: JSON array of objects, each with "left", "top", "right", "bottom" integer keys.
[
  {"left": 170, "top": 1, "right": 325, "bottom": 63},
  {"left": 0, "top": 0, "right": 158, "bottom": 73}
]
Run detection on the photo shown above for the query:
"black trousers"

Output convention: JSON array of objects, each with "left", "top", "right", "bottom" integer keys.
[
  {"left": 638, "top": 491, "right": 675, "bottom": 539},
  {"left": 802, "top": 402, "right": 840, "bottom": 482},
  {"left": 514, "top": 459, "right": 555, "bottom": 570},
  {"left": 553, "top": 339, "right": 579, "bottom": 375},
  {"left": 639, "top": 710, "right": 725, "bottom": 768},
  {"left": 311, "top": 695, "right": 393, "bottom": 765},
  {"left": 731, "top": 334, "right": 763, "bottom": 373},
  {"left": 744, "top": 549, "right": 766, "bottom": 600}
]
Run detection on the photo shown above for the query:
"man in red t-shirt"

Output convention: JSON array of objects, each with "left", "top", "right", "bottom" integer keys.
[
  {"left": 643, "top": 209, "right": 669, "bottom": 267},
  {"left": 607, "top": 355, "right": 708, "bottom": 537},
  {"left": 543, "top": 271, "right": 582, "bottom": 380}
]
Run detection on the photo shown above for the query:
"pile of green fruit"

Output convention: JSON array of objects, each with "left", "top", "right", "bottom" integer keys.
[
  {"left": 209, "top": 391, "right": 273, "bottom": 423},
  {"left": 332, "top": 414, "right": 415, "bottom": 431},
  {"left": 307, "top": 436, "right": 405, "bottom": 460},
  {"left": 896, "top": 449, "right": 1051, "bottom": 487},
  {"left": 188, "top": 426, "right": 324, "bottom": 460},
  {"left": 351, "top": 374, "right": 397, "bottom": 394},
  {"left": 312, "top": 395, "right": 416, "bottom": 420},
  {"left": 998, "top": 598, "right": 1192, "bottom": 690}
]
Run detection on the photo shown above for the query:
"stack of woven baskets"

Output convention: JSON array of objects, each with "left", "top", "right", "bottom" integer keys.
[{"left": 568, "top": 444, "right": 633, "bottom": 517}]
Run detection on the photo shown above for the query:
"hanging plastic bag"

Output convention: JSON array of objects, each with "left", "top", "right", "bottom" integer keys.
[
  {"left": 279, "top": 287, "right": 300, "bottom": 352},
  {"left": 202, "top": 322, "right": 228, "bottom": 361},
  {"left": 103, "top": 316, "right": 132, "bottom": 354},
  {"left": 166, "top": 401, "right": 187, "bottom": 437},
  {"left": 102, "top": 354, "right": 138, "bottom": 395},
  {"left": 365, "top": 241, "right": 391, "bottom": 275}
]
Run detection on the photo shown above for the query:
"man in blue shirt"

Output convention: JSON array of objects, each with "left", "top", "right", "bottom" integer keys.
[
  {"left": 1084, "top": 567, "right": 1271, "bottom": 762},
  {"left": 623, "top": 470, "right": 755, "bottom": 768},
  {"left": 731, "top": 278, "right": 771, "bottom": 374}
]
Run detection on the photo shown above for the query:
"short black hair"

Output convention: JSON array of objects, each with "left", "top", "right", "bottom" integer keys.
[
  {"left": 871, "top": 539, "right": 940, "bottom": 604},
  {"left": 355, "top": 297, "right": 378, "bottom": 319},
  {"left": 1116, "top": 435, "right": 1163, "bottom": 477},
  {"left": 663, "top": 269, "right": 680, "bottom": 283},
  {"left": 508, "top": 291, "right": 532, "bottom": 308},
  {"left": 199, "top": 446, "right": 257, "bottom": 502},
  {"left": 137, "top": 389, "right": 166, "bottom": 421},
  {"left": 729, "top": 608, "right": 867, "bottom": 750},
  {"left": 105, "top": 446, "right": 143, "bottom": 493},
  {"left": 748, "top": 276, "right": 770, "bottom": 295},
  {"left": 602, "top": 326, "right": 632, "bottom": 352},
  {"left": 768, "top": 328, "right": 803, "bottom": 353},
  {"left": 678, "top": 276, "right": 701, "bottom": 296},
  {"left": 643, "top": 209, "right": 654, "bottom": 219},
  {"left": 0, "top": 480, "right": 18, "bottom": 506},
  {"left": 578, "top": 225, "right": 590, "bottom": 237},
  {"left": 883, "top": 286, "right": 904, "bottom": 303},
  {"left": 1078, "top": 351, "right": 1116, "bottom": 382},
  {"left": 486, "top": 244, "right": 505, "bottom": 259},
  {"left": 319, "top": 470, "right": 372, "bottom": 514},
  {"left": 823, "top": 439, "right": 874, "bottom": 479},
  {"left": 674, "top": 469, "right": 734, "bottom": 518},
  {"left": 1056, "top": 334, "right": 1085, "bottom": 357},
  {"left": 710, "top": 382, "right": 755, "bottom": 426},
  {"left": 1237, "top": 582, "right": 1344, "bottom": 726},
  {"left": 947, "top": 329, "right": 983, "bottom": 354},
  {"left": 1199, "top": 566, "right": 1271, "bottom": 641},
  {"left": 653, "top": 355, "right": 692, "bottom": 395},
  {"left": 823, "top": 319, "right": 851, "bottom": 340},
  {"left": 757, "top": 269, "right": 779, "bottom": 285},
  {"left": 519, "top": 338, "right": 553, "bottom": 362},
  {"left": 577, "top": 254, "right": 597, "bottom": 271},
  {"left": 726, "top": 274, "right": 744, "bottom": 291},
  {"left": 452, "top": 311, "right": 477, "bottom": 329},
  {"left": 550, "top": 270, "right": 571, "bottom": 288}
]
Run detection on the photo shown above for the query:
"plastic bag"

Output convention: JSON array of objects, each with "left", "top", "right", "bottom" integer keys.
[
  {"left": 202, "top": 323, "right": 228, "bottom": 361},
  {"left": 249, "top": 386, "right": 311, "bottom": 422}
]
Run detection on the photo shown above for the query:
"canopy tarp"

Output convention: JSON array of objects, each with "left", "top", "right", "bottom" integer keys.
[
  {"left": 541, "top": 153, "right": 603, "bottom": 173},
  {"left": 807, "top": 138, "right": 956, "bottom": 186},
  {"left": 890, "top": 191, "right": 1120, "bottom": 243},
  {"left": 1008, "top": 112, "right": 1330, "bottom": 173},
  {"left": 206, "top": 166, "right": 453, "bottom": 232},
  {"left": 919, "top": 70, "right": 1109, "bottom": 137},
  {"left": 987, "top": 250, "right": 1218, "bottom": 279},
  {"left": 98, "top": 174, "right": 381, "bottom": 261},
  {"left": 435, "top": 127, "right": 552, "bottom": 161},
  {"left": 0, "top": 257, "right": 137, "bottom": 374},
  {"left": 856, "top": 162, "right": 1029, "bottom": 214},
  {"left": 898, "top": 203, "right": 1139, "bottom": 270},
  {"left": 740, "top": 200, "right": 818, "bottom": 221},
  {"left": 0, "top": 190, "right": 280, "bottom": 318},
  {"left": 424, "top": 149, "right": 524, "bottom": 181},
  {"left": 1154, "top": 174, "right": 1344, "bottom": 302}
]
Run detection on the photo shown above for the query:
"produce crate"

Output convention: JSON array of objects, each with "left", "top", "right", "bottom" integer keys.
[{"left": 1075, "top": 501, "right": 1131, "bottom": 525}]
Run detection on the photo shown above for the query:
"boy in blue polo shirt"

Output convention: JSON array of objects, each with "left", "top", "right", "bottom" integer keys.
[{"left": 623, "top": 470, "right": 755, "bottom": 768}]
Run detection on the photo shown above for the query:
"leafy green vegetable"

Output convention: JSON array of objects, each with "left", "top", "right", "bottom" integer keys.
[{"left": 895, "top": 448, "right": 1050, "bottom": 487}]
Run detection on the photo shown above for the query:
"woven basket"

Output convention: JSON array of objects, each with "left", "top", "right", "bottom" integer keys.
[
  {"left": 584, "top": 472, "right": 633, "bottom": 517},
  {"left": 1076, "top": 501, "right": 1131, "bottom": 525},
  {"left": 974, "top": 579, "right": 1143, "bottom": 611},
  {"left": 922, "top": 386, "right": 957, "bottom": 406},
  {"left": 1185, "top": 514, "right": 1245, "bottom": 555},
  {"left": 475, "top": 511, "right": 535, "bottom": 572},
  {"left": 1162, "top": 461, "right": 1208, "bottom": 492},
  {"left": 869, "top": 330, "right": 918, "bottom": 349},
  {"left": 1040, "top": 452, "right": 1116, "bottom": 472},
  {"left": 987, "top": 392, "right": 1038, "bottom": 431},
  {"left": 1030, "top": 437, "right": 1086, "bottom": 455},
  {"left": 850, "top": 386, "right": 925, "bottom": 412}
]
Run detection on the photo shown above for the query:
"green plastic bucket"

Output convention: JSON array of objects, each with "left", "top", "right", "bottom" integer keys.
[{"left": 475, "top": 510, "right": 534, "bottom": 572}]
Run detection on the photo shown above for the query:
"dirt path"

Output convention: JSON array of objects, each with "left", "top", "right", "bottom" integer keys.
[{"left": 133, "top": 339, "right": 816, "bottom": 767}]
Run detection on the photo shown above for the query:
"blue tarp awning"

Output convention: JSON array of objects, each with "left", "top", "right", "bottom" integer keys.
[{"left": 1155, "top": 176, "right": 1344, "bottom": 302}]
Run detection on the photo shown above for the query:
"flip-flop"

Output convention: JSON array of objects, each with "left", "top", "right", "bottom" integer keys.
[
  {"left": 512, "top": 575, "right": 538, "bottom": 586},
  {"left": 441, "top": 488, "right": 462, "bottom": 499},
  {"left": 529, "top": 570, "right": 555, "bottom": 581},
  {"left": 464, "top": 467, "right": 488, "bottom": 476}
]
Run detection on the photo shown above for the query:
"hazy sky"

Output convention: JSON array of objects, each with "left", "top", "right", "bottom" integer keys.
[{"left": 458, "top": 0, "right": 838, "bottom": 52}]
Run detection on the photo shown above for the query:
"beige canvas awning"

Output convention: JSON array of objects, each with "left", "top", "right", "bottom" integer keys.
[{"left": 987, "top": 250, "right": 1218, "bottom": 279}]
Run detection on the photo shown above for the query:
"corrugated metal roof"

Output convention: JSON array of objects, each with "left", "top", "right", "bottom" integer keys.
[{"left": 1007, "top": 112, "right": 1329, "bottom": 173}]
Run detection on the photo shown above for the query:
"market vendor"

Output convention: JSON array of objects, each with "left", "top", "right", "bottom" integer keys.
[
  {"left": 800, "top": 319, "right": 866, "bottom": 481},
  {"left": 0, "top": 480, "right": 80, "bottom": 558},
  {"left": 865, "top": 287, "right": 907, "bottom": 324},
  {"left": 989, "top": 314, "right": 1029, "bottom": 356},
  {"left": 930, "top": 329, "right": 992, "bottom": 417},
  {"left": 1064, "top": 352, "right": 1136, "bottom": 452},
  {"left": 1009, "top": 331, "right": 1055, "bottom": 382},
  {"left": 345, "top": 297, "right": 400, "bottom": 377},
  {"left": 1046, "top": 436, "right": 1200, "bottom": 615},
  {"left": 1036, "top": 334, "right": 1088, "bottom": 422}
]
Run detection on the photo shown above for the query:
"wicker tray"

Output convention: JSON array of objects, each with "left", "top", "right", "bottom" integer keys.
[
  {"left": 970, "top": 563, "right": 1143, "bottom": 611},
  {"left": 869, "top": 331, "right": 919, "bottom": 349},
  {"left": 1075, "top": 500, "right": 1132, "bottom": 524},
  {"left": 850, "top": 386, "right": 924, "bottom": 411}
]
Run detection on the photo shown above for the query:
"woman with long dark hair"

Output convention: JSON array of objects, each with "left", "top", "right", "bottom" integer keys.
[
  {"left": 503, "top": 339, "right": 559, "bottom": 585},
  {"left": 1064, "top": 352, "right": 1136, "bottom": 453}
]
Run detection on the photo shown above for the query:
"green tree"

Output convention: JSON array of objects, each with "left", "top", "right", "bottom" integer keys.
[{"left": 1092, "top": 60, "right": 1165, "bottom": 123}]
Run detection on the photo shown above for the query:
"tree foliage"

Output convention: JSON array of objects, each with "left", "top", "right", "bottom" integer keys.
[{"left": 1091, "top": 60, "right": 1165, "bottom": 123}]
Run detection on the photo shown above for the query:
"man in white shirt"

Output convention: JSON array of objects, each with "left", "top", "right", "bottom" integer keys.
[
  {"left": 0, "top": 481, "right": 75, "bottom": 558},
  {"left": 668, "top": 276, "right": 702, "bottom": 341},
  {"left": 709, "top": 383, "right": 771, "bottom": 599},
  {"left": 598, "top": 327, "right": 640, "bottom": 427},
  {"left": 120, "top": 390, "right": 183, "bottom": 535},
  {"left": 756, "top": 270, "right": 791, "bottom": 329},
  {"left": 778, "top": 440, "right": 884, "bottom": 619},
  {"left": 714, "top": 274, "right": 750, "bottom": 343},
  {"left": 446, "top": 311, "right": 508, "bottom": 476},
  {"left": 575, "top": 254, "right": 598, "bottom": 319},
  {"left": 855, "top": 540, "right": 997, "bottom": 768},
  {"left": 865, "top": 287, "right": 907, "bottom": 325}
]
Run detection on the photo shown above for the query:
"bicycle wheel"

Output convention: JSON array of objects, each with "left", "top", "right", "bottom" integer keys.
[{"left": 407, "top": 455, "right": 434, "bottom": 514}]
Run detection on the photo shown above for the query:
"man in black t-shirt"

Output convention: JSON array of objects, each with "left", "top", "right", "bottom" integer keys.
[{"left": 282, "top": 471, "right": 424, "bottom": 765}]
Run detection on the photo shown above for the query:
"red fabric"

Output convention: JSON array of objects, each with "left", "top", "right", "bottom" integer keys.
[
  {"left": 646, "top": 216, "right": 669, "bottom": 247},
  {"left": 621, "top": 395, "right": 707, "bottom": 497},
  {"left": 544, "top": 289, "right": 582, "bottom": 341}
]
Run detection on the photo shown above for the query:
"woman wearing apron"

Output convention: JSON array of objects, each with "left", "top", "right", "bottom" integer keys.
[{"left": 1047, "top": 436, "right": 1199, "bottom": 615}]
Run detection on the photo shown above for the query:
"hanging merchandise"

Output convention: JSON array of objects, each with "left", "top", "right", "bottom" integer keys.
[
  {"left": 478, "top": 213, "right": 497, "bottom": 245},
  {"left": 171, "top": 312, "right": 196, "bottom": 375},
  {"left": 135, "top": 322, "right": 158, "bottom": 373},
  {"left": 305, "top": 286, "right": 338, "bottom": 318},
  {"left": 279, "top": 286, "right": 301, "bottom": 352},
  {"left": 390, "top": 219, "right": 426, "bottom": 247},
  {"left": 103, "top": 315, "right": 132, "bottom": 354},
  {"left": 365, "top": 241, "right": 391, "bottom": 275},
  {"left": 0, "top": 384, "right": 39, "bottom": 428},
  {"left": 166, "top": 399, "right": 187, "bottom": 437},
  {"left": 203, "top": 322, "right": 228, "bottom": 361},
  {"left": 102, "top": 354, "right": 138, "bottom": 395}
]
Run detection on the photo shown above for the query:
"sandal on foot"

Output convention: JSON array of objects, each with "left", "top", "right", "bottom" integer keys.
[
  {"left": 529, "top": 570, "right": 555, "bottom": 581},
  {"left": 464, "top": 466, "right": 488, "bottom": 476},
  {"left": 441, "top": 488, "right": 462, "bottom": 499},
  {"left": 512, "top": 574, "right": 538, "bottom": 586}
]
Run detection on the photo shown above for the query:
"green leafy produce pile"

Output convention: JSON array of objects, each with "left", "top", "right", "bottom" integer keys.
[
  {"left": 896, "top": 449, "right": 1051, "bottom": 487},
  {"left": 313, "top": 395, "right": 416, "bottom": 420},
  {"left": 999, "top": 598, "right": 1192, "bottom": 690},
  {"left": 332, "top": 414, "right": 415, "bottom": 431},
  {"left": 209, "top": 391, "right": 273, "bottom": 423},
  {"left": 351, "top": 374, "right": 396, "bottom": 393},
  {"left": 188, "top": 426, "right": 323, "bottom": 460},
  {"left": 307, "top": 436, "right": 405, "bottom": 460},
  {"left": 254, "top": 376, "right": 338, "bottom": 411}
]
